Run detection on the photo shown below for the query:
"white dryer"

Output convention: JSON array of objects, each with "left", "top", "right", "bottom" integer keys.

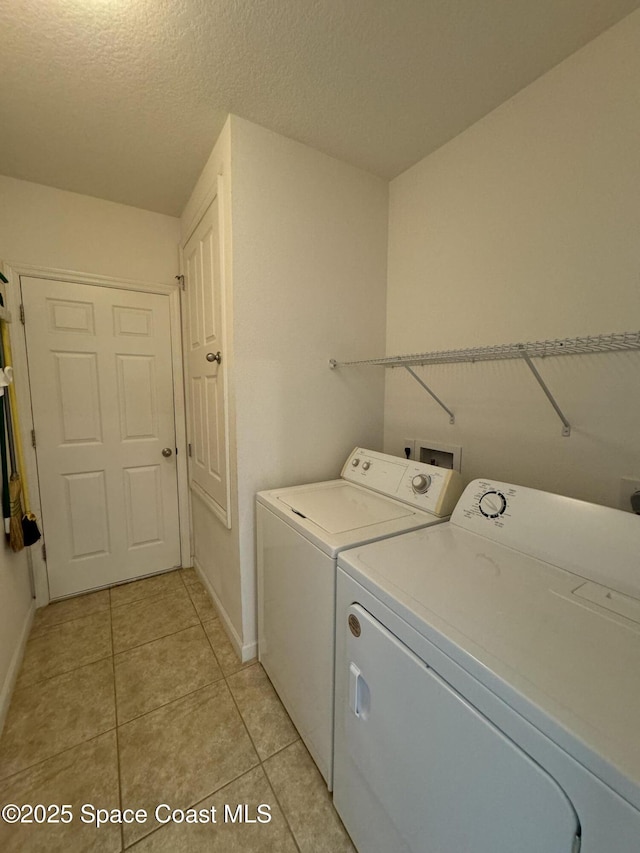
[
  {"left": 333, "top": 479, "right": 640, "bottom": 853},
  {"left": 256, "top": 447, "right": 463, "bottom": 787}
]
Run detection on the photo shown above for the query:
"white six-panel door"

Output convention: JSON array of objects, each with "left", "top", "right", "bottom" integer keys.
[
  {"left": 183, "top": 195, "right": 229, "bottom": 526},
  {"left": 22, "top": 276, "right": 181, "bottom": 598}
]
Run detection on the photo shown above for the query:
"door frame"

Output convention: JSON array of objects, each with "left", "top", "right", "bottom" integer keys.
[{"left": 2, "top": 262, "right": 191, "bottom": 606}]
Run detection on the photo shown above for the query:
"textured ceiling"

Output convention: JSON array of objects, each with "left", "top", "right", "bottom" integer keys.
[{"left": 1, "top": 0, "right": 639, "bottom": 215}]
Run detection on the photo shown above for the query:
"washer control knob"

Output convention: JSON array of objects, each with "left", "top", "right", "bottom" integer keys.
[
  {"left": 411, "top": 474, "right": 431, "bottom": 494},
  {"left": 351, "top": 458, "right": 359, "bottom": 467},
  {"left": 479, "top": 490, "right": 507, "bottom": 518},
  {"left": 362, "top": 461, "right": 371, "bottom": 470}
]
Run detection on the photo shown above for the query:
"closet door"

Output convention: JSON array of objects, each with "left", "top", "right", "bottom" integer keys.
[
  {"left": 22, "top": 276, "right": 181, "bottom": 598},
  {"left": 183, "top": 195, "right": 230, "bottom": 526}
]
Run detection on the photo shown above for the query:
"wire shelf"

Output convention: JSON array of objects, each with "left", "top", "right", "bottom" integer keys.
[
  {"left": 329, "top": 331, "right": 640, "bottom": 438},
  {"left": 330, "top": 331, "right": 640, "bottom": 369}
]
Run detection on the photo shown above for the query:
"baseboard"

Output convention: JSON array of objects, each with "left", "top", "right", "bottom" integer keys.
[
  {"left": 193, "top": 559, "right": 255, "bottom": 663},
  {"left": 241, "top": 639, "right": 258, "bottom": 662},
  {"left": 0, "top": 600, "right": 36, "bottom": 737}
]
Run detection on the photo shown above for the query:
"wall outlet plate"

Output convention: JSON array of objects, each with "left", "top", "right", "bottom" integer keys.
[
  {"left": 402, "top": 438, "right": 416, "bottom": 460},
  {"left": 619, "top": 477, "right": 640, "bottom": 513}
]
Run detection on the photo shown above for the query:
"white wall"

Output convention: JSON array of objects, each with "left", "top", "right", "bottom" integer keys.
[
  {"left": 231, "top": 116, "right": 388, "bottom": 648},
  {"left": 384, "top": 10, "right": 640, "bottom": 508},
  {"left": 0, "top": 175, "right": 181, "bottom": 730},
  {"left": 182, "top": 116, "right": 388, "bottom": 654},
  {"left": 0, "top": 175, "right": 179, "bottom": 283},
  {"left": 0, "top": 540, "right": 32, "bottom": 735}
]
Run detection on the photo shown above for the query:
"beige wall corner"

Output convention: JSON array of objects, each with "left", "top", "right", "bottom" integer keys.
[{"left": 384, "top": 10, "right": 640, "bottom": 507}]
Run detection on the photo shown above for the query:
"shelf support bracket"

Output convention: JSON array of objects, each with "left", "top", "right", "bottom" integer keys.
[
  {"left": 404, "top": 366, "right": 455, "bottom": 424},
  {"left": 519, "top": 350, "right": 571, "bottom": 437}
]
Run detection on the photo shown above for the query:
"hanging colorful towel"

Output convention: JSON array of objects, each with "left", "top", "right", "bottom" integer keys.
[
  {"left": 0, "top": 309, "right": 40, "bottom": 548},
  {"left": 0, "top": 384, "right": 9, "bottom": 536}
]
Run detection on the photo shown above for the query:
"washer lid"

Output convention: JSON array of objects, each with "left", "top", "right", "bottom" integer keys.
[
  {"left": 279, "top": 483, "right": 414, "bottom": 533},
  {"left": 257, "top": 480, "right": 443, "bottom": 558}
]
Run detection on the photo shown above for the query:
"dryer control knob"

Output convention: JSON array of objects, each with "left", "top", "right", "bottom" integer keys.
[
  {"left": 351, "top": 459, "right": 359, "bottom": 467},
  {"left": 362, "top": 461, "right": 371, "bottom": 470},
  {"left": 411, "top": 474, "right": 431, "bottom": 494},
  {"left": 479, "top": 490, "right": 507, "bottom": 518}
]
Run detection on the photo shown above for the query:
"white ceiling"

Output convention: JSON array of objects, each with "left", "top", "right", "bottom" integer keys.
[{"left": 1, "top": 0, "right": 638, "bottom": 216}]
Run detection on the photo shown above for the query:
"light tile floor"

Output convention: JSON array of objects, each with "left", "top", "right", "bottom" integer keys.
[{"left": 0, "top": 568, "right": 355, "bottom": 852}]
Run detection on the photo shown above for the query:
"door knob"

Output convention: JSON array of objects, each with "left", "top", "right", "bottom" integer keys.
[
  {"left": 162, "top": 447, "right": 173, "bottom": 457},
  {"left": 206, "top": 351, "right": 221, "bottom": 363}
]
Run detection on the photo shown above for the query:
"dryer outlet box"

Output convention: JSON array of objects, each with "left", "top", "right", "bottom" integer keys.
[
  {"left": 417, "top": 440, "right": 462, "bottom": 472},
  {"left": 619, "top": 477, "right": 640, "bottom": 513}
]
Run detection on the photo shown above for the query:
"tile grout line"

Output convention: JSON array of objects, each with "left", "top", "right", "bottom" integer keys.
[
  {"left": 113, "top": 572, "right": 223, "bottom": 724},
  {"left": 0, "top": 653, "right": 119, "bottom": 782},
  {"left": 224, "top": 669, "right": 262, "bottom": 762},
  {"left": 180, "top": 571, "right": 304, "bottom": 850},
  {"left": 4, "top": 570, "right": 309, "bottom": 851},
  {"left": 18, "top": 578, "right": 199, "bottom": 692},
  {"left": 118, "top": 570, "right": 254, "bottom": 849},
  {"left": 0, "top": 573, "right": 205, "bottom": 783},
  {"left": 110, "top": 583, "right": 192, "bottom": 612},
  {"left": 109, "top": 569, "right": 187, "bottom": 606},
  {"left": 31, "top": 569, "right": 189, "bottom": 633},
  {"left": 28, "top": 605, "right": 111, "bottom": 638},
  {"left": 111, "top": 582, "right": 201, "bottom": 655},
  {"left": 0, "top": 727, "right": 119, "bottom": 789},
  {"left": 121, "top": 647, "right": 303, "bottom": 851},
  {"left": 259, "top": 735, "right": 302, "bottom": 765},
  {"left": 185, "top": 578, "right": 220, "bottom": 624},
  {"left": 117, "top": 575, "right": 185, "bottom": 850},
  {"left": 121, "top": 762, "right": 276, "bottom": 851},
  {"left": 109, "top": 587, "right": 126, "bottom": 853},
  {"left": 248, "top": 669, "right": 303, "bottom": 853},
  {"left": 116, "top": 670, "right": 227, "bottom": 728},
  {"left": 261, "top": 771, "right": 303, "bottom": 853},
  {"left": 15, "top": 593, "right": 112, "bottom": 689},
  {"left": 115, "top": 569, "right": 228, "bottom": 850},
  {"left": 29, "top": 595, "right": 111, "bottom": 634},
  {"left": 113, "top": 619, "right": 203, "bottom": 658},
  {"left": 12, "top": 649, "right": 114, "bottom": 693},
  {"left": 214, "top": 627, "right": 303, "bottom": 852}
]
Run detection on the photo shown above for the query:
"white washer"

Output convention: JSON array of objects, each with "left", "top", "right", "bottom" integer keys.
[
  {"left": 256, "top": 447, "right": 463, "bottom": 787},
  {"left": 334, "top": 479, "right": 640, "bottom": 853}
]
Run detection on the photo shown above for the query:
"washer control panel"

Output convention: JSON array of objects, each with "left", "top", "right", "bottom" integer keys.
[
  {"left": 341, "top": 448, "right": 464, "bottom": 517},
  {"left": 411, "top": 474, "right": 432, "bottom": 495}
]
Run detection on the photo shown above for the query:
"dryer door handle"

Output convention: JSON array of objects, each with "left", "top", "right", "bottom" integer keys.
[{"left": 349, "top": 663, "right": 370, "bottom": 719}]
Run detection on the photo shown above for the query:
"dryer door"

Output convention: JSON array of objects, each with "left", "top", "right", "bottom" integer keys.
[{"left": 333, "top": 603, "right": 580, "bottom": 853}]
